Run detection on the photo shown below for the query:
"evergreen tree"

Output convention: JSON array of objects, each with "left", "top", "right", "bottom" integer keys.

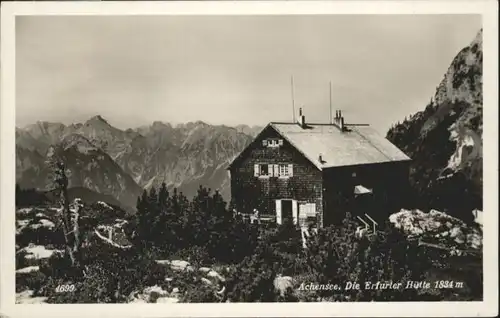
[
  {"left": 158, "top": 182, "right": 169, "bottom": 211},
  {"left": 188, "top": 186, "right": 212, "bottom": 247},
  {"left": 148, "top": 187, "right": 158, "bottom": 210},
  {"left": 135, "top": 189, "right": 152, "bottom": 247},
  {"left": 148, "top": 186, "right": 162, "bottom": 244},
  {"left": 168, "top": 188, "right": 186, "bottom": 249},
  {"left": 136, "top": 195, "right": 142, "bottom": 211},
  {"left": 156, "top": 182, "right": 170, "bottom": 248}
]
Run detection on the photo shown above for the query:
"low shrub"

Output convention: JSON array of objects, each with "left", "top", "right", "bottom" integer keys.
[
  {"left": 168, "top": 246, "right": 211, "bottom": 267},
  {"left": 181, "top": 284, "right": 219, "bottom": 303},
  {"left": 16, "top": 271, "right": 46, "bottom": 293}
]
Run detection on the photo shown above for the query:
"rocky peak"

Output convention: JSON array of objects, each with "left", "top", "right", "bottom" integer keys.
[
  {"left": 60, "top": 134, "right": 99, "bottom": 153},
  {"left": 434, "top": 29, "right": 482, "bottom": 108},
  {"left": 26, "top": 121, "right": 66, "bottom": 137},
  {"left": 151, "top": 121, "right": 173, "bottom": 129},
  {"left": 386, "top": 29, "right": 483, "bottom": 217},
  {"left": 85, "top": 115, "right": 111, "bottom": 126}
]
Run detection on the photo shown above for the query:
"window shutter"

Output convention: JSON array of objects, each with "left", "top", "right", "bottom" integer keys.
[
  {"left": 288, "top": 164, "right": 294, "bottom": 177},
  {"left": 275, "top": 200, "right": 282, "bottom": 224},
  {"left": 262, "top": 139, "right": 268, "bottom": 146},
  {"left": 274, "top": 164, "right": 279, "bottom": 177},
  {"left": 269, "top": 164, "right": 274, "bottom": 177},
  {"left": 254, "top": 164, "right": 259, "bottom": 177},
  {"left": 292, "top": 200, "right": 298, "bottom": 225},
  {"left": 299, "top": 204, "right": 306, "bottom": 218},
  {"left": 306, "top": 203, "right": 316, "bottom": 217},
  {"left": 278, "top": 139, "right": 284, "bottom": 146}
]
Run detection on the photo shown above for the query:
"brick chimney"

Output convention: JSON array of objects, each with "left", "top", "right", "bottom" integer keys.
[
  {"left": 333, "top": 109, "right": 345, "bottom": 131},
  {"left": 298, "top": 107, "right": 306, "bottom": 128},
  {"left": 339, "top": 110, "right": 345, "bottom": 131}
]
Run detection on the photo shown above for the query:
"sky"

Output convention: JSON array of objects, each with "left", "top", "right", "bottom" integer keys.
[{"left": 16, "top": 14, "right": 482, "bottom": 133}]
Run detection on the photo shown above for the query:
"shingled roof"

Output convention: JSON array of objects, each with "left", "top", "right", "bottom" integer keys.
[
  {"left": 270, "top": 122, "right": 410, "bottom": 170},
  {"left": 228, "top": 120, "right": 411, "bottom": 171}
]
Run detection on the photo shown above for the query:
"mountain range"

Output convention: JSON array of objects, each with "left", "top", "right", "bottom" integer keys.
[{"left": 16, "top": 118, "right": 257, "bottom": 210}]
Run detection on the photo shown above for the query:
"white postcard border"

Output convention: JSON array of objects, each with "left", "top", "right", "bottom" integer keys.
[{"left": 1, "top": 1, "right": 498, "bottom": 317}]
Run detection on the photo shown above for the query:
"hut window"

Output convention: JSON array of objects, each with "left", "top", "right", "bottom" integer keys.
[
  {"left": 255, "top": 163, "right": 292, "bottom": 178},
  {"left": 260, "top": 164, "right": 269, "bottom": 176},
  {"left": 266, "top": 138, "right": 283, "bottom": 148},
  {"left": 277, "top": 164, "right": 289, "bottom": 177},
  {"left": 254, "top": 164, "right": 270, "bottom": 177},
  {"left": 299, "top": 203, "right": 316, "bottom": 218}
]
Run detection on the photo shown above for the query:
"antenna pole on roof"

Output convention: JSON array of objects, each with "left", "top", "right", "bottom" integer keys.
[
  {"left": 329, "top": 81, "right": 332, "bottom": 124},
  {"left": 291, "top": 75, "right": 296, "bottom": 123}
]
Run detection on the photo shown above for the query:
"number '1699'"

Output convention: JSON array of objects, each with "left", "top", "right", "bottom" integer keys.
[{"left": 55, "top": 284, "right": 75, "bottom": 293}]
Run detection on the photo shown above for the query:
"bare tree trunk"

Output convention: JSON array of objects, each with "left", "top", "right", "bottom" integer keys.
[
  {"left": 55, "top": 162, "right": 81, "bottom": 271},
  {"left": 60, "top": 185, "right": 75, "bottom": 266}
]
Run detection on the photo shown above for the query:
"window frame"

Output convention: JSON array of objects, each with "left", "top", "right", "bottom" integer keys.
[
  {"left": 255, "top": 163, "right": 293, "bottom": 178},
  {"left": 299, "top": 202, "right": 317, "bottom": 218},
  {"left": 278, "top": 164, "right": 290, "bottom": 178},
  {"left": 265, "top": 138, "right": 283, "bottom": 148},
  {"left": 259, "top": 164, "right": 270, "bottom": 177}
]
